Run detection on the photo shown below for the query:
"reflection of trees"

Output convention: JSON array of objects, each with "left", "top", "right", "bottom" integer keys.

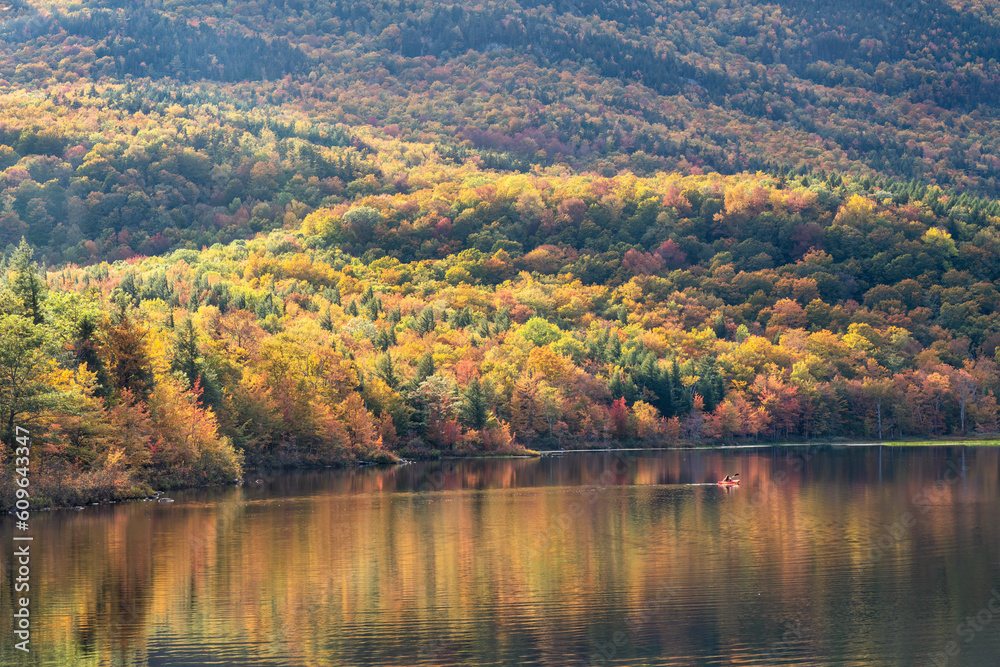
[{"left": 6, "top": 449, "right": 1000, "bottom": 664}]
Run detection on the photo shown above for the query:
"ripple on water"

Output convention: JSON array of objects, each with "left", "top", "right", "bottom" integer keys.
[{"left": 5, "top": 447, "right": 1000, "bottom": 666}]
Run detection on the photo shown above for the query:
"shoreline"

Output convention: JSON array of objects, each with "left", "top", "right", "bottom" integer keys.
[{"left": 537, "top": 439, "right": 1000, "bottom": 454}]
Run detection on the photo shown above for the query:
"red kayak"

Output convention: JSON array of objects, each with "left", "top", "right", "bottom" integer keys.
[{"left": 718, "top": 480, "right": 740, "bottom": 486}]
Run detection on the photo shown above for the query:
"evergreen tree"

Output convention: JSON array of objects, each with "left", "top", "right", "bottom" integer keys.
[
  {"left": 670, "top": 358, "right": 689, "bottom": 414},
  {"left": 493, "top": 307, "right": 510, "bottom": 332},
  {"left": 170, "top": 318, "right": 223, "bottom": 409},
  {"left": 609, "top": 368, "right": 625, "bottom": 400},
  {"left": 712, "top": 312, "right": 727, "bottom": 340},
  {"left": 607, "top": 332, "right": 622, "bottom": 364},
  {"left": 375, "top": 351, "right": 400, "bottom": 390},
  {"left": 172, "top": 318, "right": 201, "bottom": 388},
  {"left": 74, "top": 315, "right": 110, "bottom": 398},
  {"left": 9, "top": 238, "right": 47, "bottom": 325},
  {"left": 413, "top": 306, "right": 435, "bottom": 334},
  {"left": 413, "top": 350, "right": 435, "bottom": 387},
  {"left": 654, "top": 363, "right": 674, "bottom": 417},
  {"left": 460, "top": 377, "right": 489, "bottom": 429},
  {"left": 100, "top": 302, "right": 155, "bottom": 401}
]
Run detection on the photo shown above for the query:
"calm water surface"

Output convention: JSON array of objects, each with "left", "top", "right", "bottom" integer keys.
[{"left": 3, "top": 446, "right": 1000, "bottom": 666}]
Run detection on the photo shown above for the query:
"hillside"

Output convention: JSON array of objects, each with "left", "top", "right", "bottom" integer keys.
[
  {"left": 3, "top": 0, "right": 1000, "bottom": 504},
  {"left": 1, "top": 0, "right": 1000, "bottom": 263}
]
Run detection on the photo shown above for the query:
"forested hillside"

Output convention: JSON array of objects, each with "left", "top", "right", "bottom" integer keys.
[
  {"left": 2, "top": 0, "right": 1000, "bottom": 264},
  {"left": 4, "top": 0, "right": 1000, "bottom": 504}
]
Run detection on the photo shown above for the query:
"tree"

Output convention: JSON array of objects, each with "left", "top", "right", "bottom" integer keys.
[
  {"left": 172, "top": 317, "right": 222, "bottom": 408},
  {"left": 375, "top": 351, "right": 400, "bottom": 390},
  {"left": 42, "top": 364, "right": 113, "bottom": 470},
  {"left": 72, "top": 315, "right": 108, "bottom": 394},
  {"left": 953, "top": 367, "right": 976, "bottom": 435},
  {"left": 341, "top": 206, "right": 382, "bottom": 244},
  {"left": 510, "top": 372, "right": 548, "bottom": 443},
  {"left": 519, "top": 316, "right": 562, "bottom": 346},
  {"left": 9, "top": 238, "right": 47, "bottom": 325},
  {"left": 410, "top": 374, "right": 462, "bottom": 447},
  {"left": 99, "top": 305, "right": 155, "bottom": 400},
  {"left": 147, "top": 375, "right": 242, "bottom": 484},
  {"left": 173, "top": 318, "right": 200, "bottom": 388},
  {"left": 319, "top": 306, "right": 333, "bottom": 331},
  {"left": 0, "top": 313, "right": 54, "bottom": 449},
  {"left": 413, "top": 307, "right": 435, "bottom": 335},
  {"left": 339, "top": 393, "right": 385, "bottom": 458},
  {"left": 632, "top": 401, "right": 661, "bottom": 440},
  {"left": 752, "top": 374, "right": 802, "bottom": 440},
  {"left": 104, "top": 389, "right": 155, "bottom": 470},
  {"left": 412, "top": 350, "right": 435, "bottom": 387},
  {"left": 460, "top": 376, "right": 488, "bottom": 429},
  {"left": 855, "top": 377, "right": 897, "bottom": 440},
  {"left": 207, "top": 309, "right": 266, "bottom": 363},
  {"left": 906, "top": 371, "right": 952, "bottom": 436}
]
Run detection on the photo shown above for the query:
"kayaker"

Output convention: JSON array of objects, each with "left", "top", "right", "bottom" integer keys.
[{"left": 723, "top": 474, "right": 733, "bottom": 482}]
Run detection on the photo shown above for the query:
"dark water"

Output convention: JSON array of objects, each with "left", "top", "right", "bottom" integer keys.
[{"left": 2, "top": 446, "right": 1000, "bottom": 666}]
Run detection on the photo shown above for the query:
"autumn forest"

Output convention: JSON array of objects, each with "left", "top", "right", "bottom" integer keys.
[{"left": 3, "top": 0, "right": 1000, "bottom": 506}]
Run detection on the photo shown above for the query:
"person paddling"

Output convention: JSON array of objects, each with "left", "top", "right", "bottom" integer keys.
[{"left": 722, "top": 473, "right": 740, "bottom": 483}]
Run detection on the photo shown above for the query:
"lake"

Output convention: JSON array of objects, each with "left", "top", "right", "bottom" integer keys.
[{"left": 2, "top": 446, "right": 1000, "bottom": 666}]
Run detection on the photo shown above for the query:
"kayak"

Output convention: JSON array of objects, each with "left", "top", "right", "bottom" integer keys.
[{"left": 718, "top": 480, "right": 740, "bottom": 486}]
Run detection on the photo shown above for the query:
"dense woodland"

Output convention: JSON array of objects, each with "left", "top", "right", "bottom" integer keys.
[
  {"left": 5, "top": 0, "right": 1000, "bottom": 266},
  {"left": 4, "top": 0, "right": 1000, "bottom": 504}
]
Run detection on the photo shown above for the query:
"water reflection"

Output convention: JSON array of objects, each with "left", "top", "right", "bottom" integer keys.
[{"left": 2, "top": 446, "right": 1000, "bottom": 665}]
